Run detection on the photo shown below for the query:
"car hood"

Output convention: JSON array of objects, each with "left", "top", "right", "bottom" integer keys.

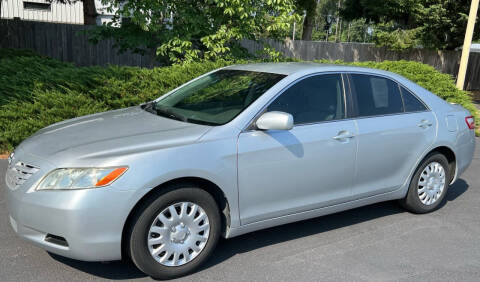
[{"left": 18, "top": 106, "right": 212, "bottom": 163}]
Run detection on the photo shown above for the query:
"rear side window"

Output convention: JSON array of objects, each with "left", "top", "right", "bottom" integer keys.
[
  {"left": 350, "top": 74, "right": 403, "bottom": 117},
  {"left": 400, "top": 86, "right": 427, "bottom": 112},
  {"left": 267, "top": 74, "right": 345, "bottom": 124}
]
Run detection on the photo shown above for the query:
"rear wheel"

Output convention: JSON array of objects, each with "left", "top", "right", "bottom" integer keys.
[
  {"left": 400, "top": 152, "right": 451, "bottom": 213},
  {"left": 128, "top": 185, "right": 221, "bottom": 279}
]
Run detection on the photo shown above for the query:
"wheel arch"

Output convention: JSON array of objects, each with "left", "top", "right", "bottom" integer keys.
[
  {"left": 121, "top": 177, "right": 231, "bottom": 260},
  {"left": 421, "top": 145, "right": 457, "bottom": 184}
]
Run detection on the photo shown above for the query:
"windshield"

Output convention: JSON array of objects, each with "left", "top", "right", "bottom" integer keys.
[{"left": 150, "top": 70, "right": 286, "bottom": 125}]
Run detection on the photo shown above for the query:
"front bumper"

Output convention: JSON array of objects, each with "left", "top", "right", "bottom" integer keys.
[{"left": 6, "top": 184, "right": 137, "bottom": 261}]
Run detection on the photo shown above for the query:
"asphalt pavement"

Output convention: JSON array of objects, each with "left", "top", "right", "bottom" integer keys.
[{"left": 1, "top": 140, "right": 479, "bottom": 281}]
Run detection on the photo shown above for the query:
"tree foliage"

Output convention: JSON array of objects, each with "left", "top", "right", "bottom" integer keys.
[
  {"left": 313, "top": 0, "right": 340, "bottom": 41},
  {"left": 294, "top": 0, "right": 375, "bottom": 43},
  {"left": 341, "top": 0, "right": 480, "bottom": 50},
  {"left": 373, "top": 22, "right": 421, "bottom": 51},
  {"left": 91, "top": 0, "right": 300, "bottom": 65}
]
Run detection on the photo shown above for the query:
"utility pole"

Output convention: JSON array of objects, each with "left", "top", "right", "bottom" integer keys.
[
  {"left": 293, "top": 21, "right": 296, "bottom": 41},
  {"left": 457, "top": 0, "right": 479, "bottom": 90}
]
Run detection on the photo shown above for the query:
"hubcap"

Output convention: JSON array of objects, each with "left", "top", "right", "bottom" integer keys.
[
  {"left": 147, "top": 202, "right": 210, "bottom": 266},
  {"left": 417, "top": 162, "right": 446, "bottom": 205}
]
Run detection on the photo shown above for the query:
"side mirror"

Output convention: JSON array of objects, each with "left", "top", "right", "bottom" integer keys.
[{"left": 256, "top": 111, "right": 294, "bottom": 131}]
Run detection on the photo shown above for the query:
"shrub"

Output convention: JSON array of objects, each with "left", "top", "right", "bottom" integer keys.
[
  {"left": 0, "top": 49, "right": 478, "bottom": 152},
  {"left": 0, "top": 88, "right": 108, "bottom": 149},
  {"left": 0, "top": 48, "right": 41, "bottom": 60},
  {"left": 0, "top": 48, "right": 237, "bottom": 107},
  {"left": 0, "top": 55, "right": 111, "bottom": 105}
]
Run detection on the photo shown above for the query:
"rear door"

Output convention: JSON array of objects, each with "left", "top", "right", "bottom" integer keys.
[{"left": 347, "top": 73, "right": 436, "bottom": 198}]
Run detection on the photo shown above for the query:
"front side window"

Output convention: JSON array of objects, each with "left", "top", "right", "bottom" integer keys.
[
  {"left": 350, "top": 74, "right": 403, "bottom": 117},
  {"left": 267, "top": 74, "right": 345, "bottom": 124},
  {"left": 151, "top": 70, "right": 285, "bottom": 125}
]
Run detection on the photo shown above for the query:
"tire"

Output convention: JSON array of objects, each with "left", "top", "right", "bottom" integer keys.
[
  {"left": 400, "top": 152, "right": 451, "bottom": 214},
  {"left": 127, "top": 185, "right": 221, "bottom": 279}
]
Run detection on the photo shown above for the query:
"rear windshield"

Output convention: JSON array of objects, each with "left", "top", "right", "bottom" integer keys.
[{"left": 151, "top": 70, "right": 286, "bottom": 125}]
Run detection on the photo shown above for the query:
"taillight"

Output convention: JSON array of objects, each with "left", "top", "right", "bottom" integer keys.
[{"left": 465, "top": 116, "right": 475, "bottom": 130}]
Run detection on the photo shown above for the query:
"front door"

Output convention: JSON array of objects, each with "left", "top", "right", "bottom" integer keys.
[{"left": 237, "top": 73, "right": 358, "bottom": 225}]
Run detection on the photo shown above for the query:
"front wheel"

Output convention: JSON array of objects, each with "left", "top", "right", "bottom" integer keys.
[
  {"left": 400, "top": 152, "right": 451, "bottom": 213},
  {"left": 127, "top": 186, "right": 221, "bottom": 279}
]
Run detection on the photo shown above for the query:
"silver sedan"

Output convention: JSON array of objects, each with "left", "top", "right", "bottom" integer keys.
[{"left": 5, "top": 63, "right": 476, "bottom": 279}]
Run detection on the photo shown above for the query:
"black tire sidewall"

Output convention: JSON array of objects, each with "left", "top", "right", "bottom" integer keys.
[
  {"left": 128, "top": 186, "right": 221, "bottom": 280},
  {"left": 404, "top": 153, "right": 451, "bottom": 213}
]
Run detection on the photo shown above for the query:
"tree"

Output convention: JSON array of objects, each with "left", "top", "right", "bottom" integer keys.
[
  {"left": 82, "top": 0, "right": 97, "bottom": 25},
  {"left": 341, "top": 0, "right": 480, "bottom": 50},
  {"left": 302, "top": 0, "right": 336, "bottom": 41},
  {"left": 92, "top": 0, "right": 299, "bottom": 65},
  {"left": 342, "top": 0, "right": 420, "bottom": 29},
  {"left": 333, "top": 0, "right": 341, "bottom": 42},
  {"left": 296, "top": 0, "right": 318, "bottom": 40},
  {"left": 419, "top": 1, "right": 479, "bottom": 50},
  {"left": 315, "top": 0, "right": 345, "bottom": 42},
  {"left": 339, "top": 18, "right": 374, "bottom": 43},
  {"left": 373, "top": 22, "right": 421, "bottom": 51}
]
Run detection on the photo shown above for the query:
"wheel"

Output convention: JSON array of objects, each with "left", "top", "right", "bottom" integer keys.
[
  {"left": 400, "top": 152, "right": 451, "bottom": 213},
  {"left": 127, "top": 185, "right": 221, "bottom": 279}
]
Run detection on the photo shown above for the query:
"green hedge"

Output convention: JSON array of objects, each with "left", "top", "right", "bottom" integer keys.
[{"left": 0, "top": 48, "right": 478, "bottom": 152}]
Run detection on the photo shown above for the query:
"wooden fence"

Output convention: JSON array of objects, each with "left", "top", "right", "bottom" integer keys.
[
  {"left": 0, "top": 19, "right": 156, "bottom": 67},
  {"left": 241, "top": 39, "right": 480, "bottom": 91},
  {"left": 1, "top": 19, "right": 478, "bottom": 90}
]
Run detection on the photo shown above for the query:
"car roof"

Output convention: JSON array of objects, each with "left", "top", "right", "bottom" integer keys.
[{"left": 224, "top": 62, "right": 394, "bottom": 77}]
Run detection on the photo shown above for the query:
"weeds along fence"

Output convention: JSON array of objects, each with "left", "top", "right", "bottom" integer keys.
[{"left": 1, "top": 19, "right": 479, "bottom": 90}]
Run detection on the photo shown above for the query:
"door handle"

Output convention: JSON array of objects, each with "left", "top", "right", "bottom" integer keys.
[
  {"left": 333, "top": 131, "right": 355, "bottom": 141},
  {"left": 417, "top": 119, "right": 433, "bottom": 128}
]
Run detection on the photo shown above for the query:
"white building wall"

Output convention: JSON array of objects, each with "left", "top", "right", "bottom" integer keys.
[
  {"left": 471, "top": 44, "right": 480, "bottom": 53},
  {"left": 0, "top": 0, "right": 84, "bottom": 24},
  {"left": 94, "top": 0, "right": 119, "bottom": 26}
]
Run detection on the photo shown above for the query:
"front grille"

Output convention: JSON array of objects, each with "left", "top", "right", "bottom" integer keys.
[{"left": 6, "top": 161, "right": 40, "bottom": 190}]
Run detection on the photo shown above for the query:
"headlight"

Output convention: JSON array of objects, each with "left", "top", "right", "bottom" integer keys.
[{"left": 36, "top": 167, "right": 128, "bottom": 190}]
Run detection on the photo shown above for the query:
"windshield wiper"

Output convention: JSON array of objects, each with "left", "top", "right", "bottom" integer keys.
[
  {"left": 142, "top": 101, "right": 157, "bottom": 114},
  {"left": 153, "top": 104, "right": 188, "bottom": 122},
  {"left": 143, "top": 101, "right": 217, "bottom": 126},
  {"left": 185, "top": 118, "right": 219, "bottom": 126}
]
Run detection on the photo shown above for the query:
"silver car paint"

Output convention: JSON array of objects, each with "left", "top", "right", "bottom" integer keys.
[
  {"left": 238, "top": 119, "right": 358, "bottom": 225},
  {"left": 352, "top": 111, "right": 437, "bottom": 198},
  {"left": 5, "top": 63, "right": 475, "bottom": 261}
]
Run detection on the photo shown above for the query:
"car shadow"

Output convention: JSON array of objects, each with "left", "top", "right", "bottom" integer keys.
[
  {"left": 48, "top": 253, "right": 146, "bottom": 280},
  {"left": 203, "top": 180, "right": 469, "bottom": 271},
  {"left": 49, "top": 179, "right": 469, "bottom": 280},
  {"left": 438, "top": 178, "right": 469, "bottom": 206}
]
